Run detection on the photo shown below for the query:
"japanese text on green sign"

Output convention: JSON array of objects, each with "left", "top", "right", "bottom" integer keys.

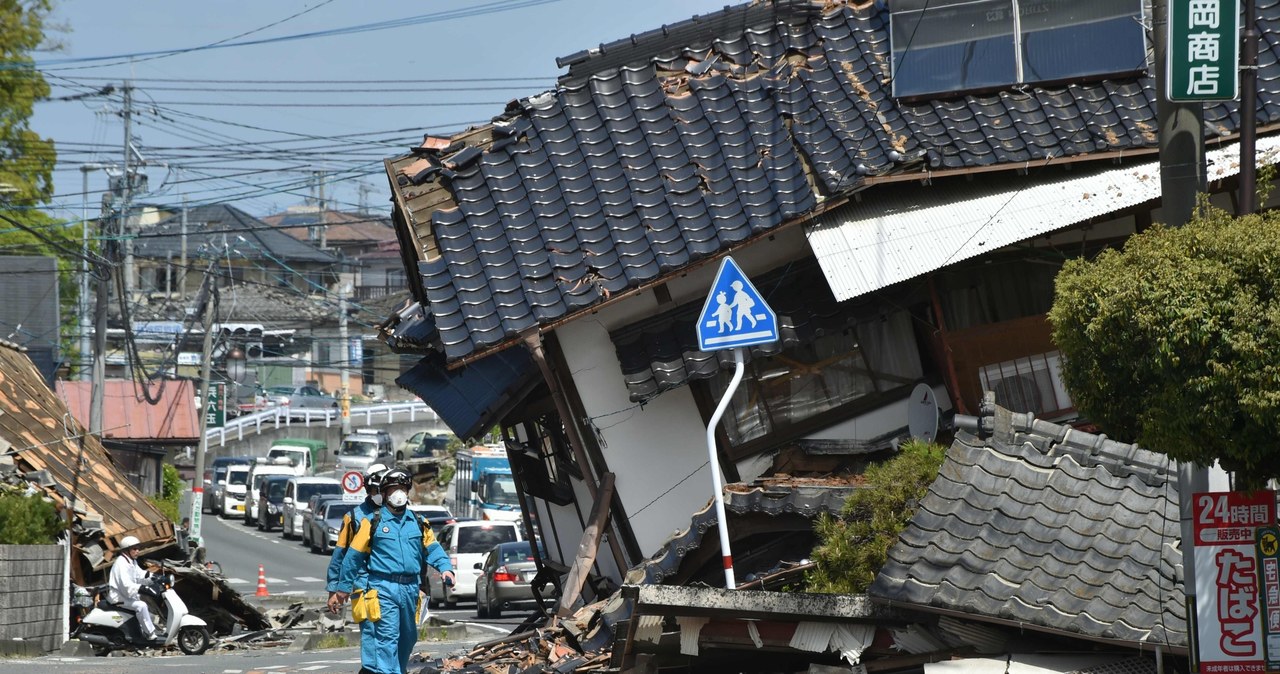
[{"left": 1167, "top": 0, "right": 1240, "bottom": 102}]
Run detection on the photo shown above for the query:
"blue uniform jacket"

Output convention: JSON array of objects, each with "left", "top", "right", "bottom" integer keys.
[
  {"left": 325, "top": 498, "right": 378, "bottom": 593},
  {"left": 337, "top": 505, "right": 452, "bottom": 594}
]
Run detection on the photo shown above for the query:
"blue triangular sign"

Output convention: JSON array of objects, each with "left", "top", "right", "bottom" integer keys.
[{"left": 696, "top": 256, "right": 778, "bottom": 352}]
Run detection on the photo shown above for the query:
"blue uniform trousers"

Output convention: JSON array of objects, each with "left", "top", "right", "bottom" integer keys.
[{"left": 367, "top": 576, "right": 419, "bottom": 674}]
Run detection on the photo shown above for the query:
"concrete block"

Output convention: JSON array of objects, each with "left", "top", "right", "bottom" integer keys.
[{"left": 288, "top": 631, "right": 354, "bottom": 652}]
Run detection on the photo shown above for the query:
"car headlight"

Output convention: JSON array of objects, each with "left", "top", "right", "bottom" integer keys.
[
  {"left": 268, "top": 504, "right": 279, "bottom": 514},
  {"left": 327, "top": 527, "right": 339, "bottom": 535}
]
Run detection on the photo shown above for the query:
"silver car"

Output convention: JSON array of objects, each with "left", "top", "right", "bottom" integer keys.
[
  {"left": 305, "top": 499, "right": 358, "bottom": 554},
  {"left": 264, "top": 385, "right": 337, "bottom": 411}
]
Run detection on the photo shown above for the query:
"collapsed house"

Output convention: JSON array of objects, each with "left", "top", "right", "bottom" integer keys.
[
  {"left": 375, "top": 0, "right": 1280, "bottom": 619},
  {"left": 0, "top": 339, "right": 174, "bottom": 583}
]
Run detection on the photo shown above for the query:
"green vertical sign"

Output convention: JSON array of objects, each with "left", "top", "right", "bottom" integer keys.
[
  {"left": 205, "top": 382, "right": 225, "bottom": 428},
  {"left": 1257, "top": 525, "right": 1280, "bottom": 670},
  {"left": 1167, "top": 0, "right": 1240, "bottom": 102}
]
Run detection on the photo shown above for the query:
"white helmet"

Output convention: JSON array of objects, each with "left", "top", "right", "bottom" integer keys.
[
  {"left": 365, "top": 463, "right": 388, "bottom": 479},
  {"left": 119, "top": 535, "right": 140, "bottom": 549}
]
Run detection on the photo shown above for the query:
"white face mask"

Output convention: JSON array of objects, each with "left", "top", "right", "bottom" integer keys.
[
  {"left": 371, "top": 493, "right": 384, "bottom": 506},
  {"left": 387, "top": 489, "right": 408, "bottom": 508}
]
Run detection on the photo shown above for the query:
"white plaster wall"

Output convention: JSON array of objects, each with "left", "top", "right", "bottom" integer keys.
[{"left": 550, "top": 228, "right": 811, "bottom": 558}]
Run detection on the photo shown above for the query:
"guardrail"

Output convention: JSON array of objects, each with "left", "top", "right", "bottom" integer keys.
[{"left": 205, "top": 401, "right": 440, "bottom": 447}]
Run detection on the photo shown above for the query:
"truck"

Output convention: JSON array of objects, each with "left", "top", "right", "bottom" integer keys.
[
  {"left": 265, "top": 438, "right": 326, "bottom": 476},
  {"left": 449, "top": 445, "right": 520, "bottom": 522}
]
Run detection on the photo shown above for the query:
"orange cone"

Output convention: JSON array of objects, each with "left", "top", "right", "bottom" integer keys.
[{"left": 255, "top": 564, "right": 269, "bottom": 597}]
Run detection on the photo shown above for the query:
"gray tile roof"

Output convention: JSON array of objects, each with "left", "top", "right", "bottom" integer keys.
[
  {"left": 868, "top": 407, "right": 1185, "bottom": 648},
  {"left": 388, "top": 0, "right": 1280, "bottom": 363},
  {"left": 136, "top": 204, "right": 338, "bottom": 264}
]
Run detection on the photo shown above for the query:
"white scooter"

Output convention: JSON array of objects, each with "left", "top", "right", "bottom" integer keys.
[{"left": 73, "top": 571, "right": 212, "bottom": 656}]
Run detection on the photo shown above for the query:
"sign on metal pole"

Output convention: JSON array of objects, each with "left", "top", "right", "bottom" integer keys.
[
  {"left": 341, "top": 470, "right": 364, "bottom": 503},
  {"left": 696, "top": 256, "right": 779, "bottom": 352},
  {"left": 205, "top": 382, "right": 225, "bottom": 429},
  {"left": 1167, "top": 0, "right": 1241, "bottom": 102},
  {"left": 1193, "top": 490, "right": 1274, "bottom": 673},
  {"left": 697, "top": 256, "right": 778, "bottom": 589},
  {"left": 1256, "top": 524, "right": 1280, "bottom": 670}
]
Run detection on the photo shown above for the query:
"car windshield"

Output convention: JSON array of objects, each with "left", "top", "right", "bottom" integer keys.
[
  {"left": 267, "top": 386, "right": 294, "bottom": 395},
  {"left": 489, "top": 475, "right": 520, "bottom": 506},
  {"left": 214, "top": 467, "right": 227, "bottom": 482},
  {"left": 268, "top": 448, "right": 303, "bottom": 465},
  {"left": 325, "top": 503, "right": 355, "bottom": 520},
  {"left": 228, "top": 470, "right": 249, "bottom": 486},
  {"left": 457, "top": 525, "right": 518, "bottom": 554},
  {"left": 297, "top": 483, "right": 340, "bottom": 502},
  {"left": 339, "top": 440, "right": 377, "bottom": 456},
  {"left": 266, "top": 480, "right": 287, "bottom": 498}
]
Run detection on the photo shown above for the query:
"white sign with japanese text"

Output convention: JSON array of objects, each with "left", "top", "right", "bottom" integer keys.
[{"left": 1194, "top": 491, "right": 1276, "bottom": 673}]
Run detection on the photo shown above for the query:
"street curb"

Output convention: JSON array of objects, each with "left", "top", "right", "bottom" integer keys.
[{"left": 291, "top": 622, "right": 472, "bottom": 652}]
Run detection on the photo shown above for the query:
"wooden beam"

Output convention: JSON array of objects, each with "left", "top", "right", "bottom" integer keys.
[{"left": 556, "top": 471, "right": 615, "bottom": 618}]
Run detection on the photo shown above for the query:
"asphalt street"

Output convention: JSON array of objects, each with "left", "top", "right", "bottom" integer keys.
[{"left": 198, "top": 508, "right": 330, "bottom": 598}]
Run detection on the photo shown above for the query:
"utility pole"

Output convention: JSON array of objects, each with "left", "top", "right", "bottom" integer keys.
[
  {"left": 90, "top": 246, "right": 108, "bottom": 437},
  {"left": 78, "top": 165, "right": 103, "bottom": 382},
  {"left": 1240, "top": 0, "right": 1259, "bottom": 214},
  {"left": 180, "top": 196, "right": 189, "bottom": 296},
  {"left": 120, "top": 81, "right": 136, "bottom": 303},
  {"left": 1154, "top": 0, "right": 1206, "bottom": 229},
  {"left": 190, "top": 276, "right": 217, "bottom": 545},
  {"left": 317, "top": 170, "right": 328, "bottom": 250},
  {"left": 339, "top": 283, "right": 351, "bottom": 436}
]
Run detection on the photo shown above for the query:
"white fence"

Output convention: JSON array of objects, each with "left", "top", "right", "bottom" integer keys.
[{"left": 205, "top": 401, "right": 439, "bottom": 447}]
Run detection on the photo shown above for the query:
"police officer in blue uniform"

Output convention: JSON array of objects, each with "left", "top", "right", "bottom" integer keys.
[
  {"left": 334, "top": 468, "right": 454, "bottom": 674},
  {"left": 325, "top": 463, "right": 387, "bottom": 669}
]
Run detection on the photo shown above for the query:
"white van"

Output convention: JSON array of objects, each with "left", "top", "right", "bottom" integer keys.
[
  {"left": 426, "top": 520, "right": 522, "bottom": 607},
  {"left": 280, "top": 476, "right": 341, "bottom": 540},
  {"left": 218, "top": 464, "right": 251, "bottom": 517},
  {"left": 243, "top": 458, "right": 297, "bottom": 527}
]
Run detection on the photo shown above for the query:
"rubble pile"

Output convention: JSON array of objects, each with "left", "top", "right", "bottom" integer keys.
[
  {"left": 412, "top": 602, "right": 616, "bottom": 674},
  {"left": 169, "top": 565, "right": 272, "bottom": 635}
]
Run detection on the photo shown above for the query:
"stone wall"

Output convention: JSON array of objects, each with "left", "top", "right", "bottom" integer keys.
[{"left": 0, "top": 544, "right": 65, "bottom": 652}]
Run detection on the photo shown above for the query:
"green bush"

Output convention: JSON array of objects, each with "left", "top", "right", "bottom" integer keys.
[
  {"left": 149, "top": 464, "right": 184, "bottom": 523},
  {"left": 805, "top": 439, "right": 946, "bottom": 594},
  {"left": 0, "top": 491, "right": 66, "bottom": 544}
]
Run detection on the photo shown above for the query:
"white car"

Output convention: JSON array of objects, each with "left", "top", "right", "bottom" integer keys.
[
  {"left": 426, "top": 520, "right": 522, "bottom": 607},
  {"left": 243, "top": 459, "right": 297, "bottom": 527},
  {"left": 281, "top": 476, "right": 342, "bottom": 540},
  {"left": 219, "top": 465, "right": 251, "bottom": 517}
]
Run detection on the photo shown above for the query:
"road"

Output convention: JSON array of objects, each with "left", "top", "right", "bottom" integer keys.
[{"left": 198, "top": 509, "right": 330, "bottom": 598}]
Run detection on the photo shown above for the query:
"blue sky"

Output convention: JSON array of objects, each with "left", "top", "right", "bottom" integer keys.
[{"left": 31, "top": 0, "right": 729, "bottom": 223}]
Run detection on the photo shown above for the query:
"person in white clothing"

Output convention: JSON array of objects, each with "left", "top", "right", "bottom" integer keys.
[{"left": 107, "top": 535, "right": 160, "bottom": 641}]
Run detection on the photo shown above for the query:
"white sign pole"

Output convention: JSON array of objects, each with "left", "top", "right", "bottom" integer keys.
[{"left": 705, "top": 348, "right": 746, "bottom": 589}]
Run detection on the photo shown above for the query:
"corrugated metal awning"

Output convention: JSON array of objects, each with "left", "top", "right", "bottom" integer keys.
[{"left": 807, "top": 137, "right": 1280, "bottom": 302}]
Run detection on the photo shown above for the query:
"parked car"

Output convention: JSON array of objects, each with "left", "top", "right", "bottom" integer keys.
[
  {"left": 475, "top": 540, "right": 549, "bottom": 618},
  {"left": 304, "top": 498, "right": 358, "bottom": 554},
  {"left": 397, "top": 430, "right": 451, "bottom": 461},
  {"left": 407, "top": 503, "right": 457, "bottom": 538},
  {"left": 218, "top": 464, "right": 252, "bottom": 517},
  {"left": 203, "top": 456, "right": 251, "bottom": 513},
  {"left": 264, "top": 385, "right": 337, "bottom": 411},
  {"left": 281, "top": 476, "right": 342, "bottom": 539},
  {"left": 426, "top": 520, "right": 522, "bottom": 607},
  {"left": 243, "top": 458, "right": 297, "bottom": 527},
  {"left": 255, "top": 475, "right": 292, "bottom": 531},
  {"left": 335, "top": 431, "right": 393, "bottom": 472}
]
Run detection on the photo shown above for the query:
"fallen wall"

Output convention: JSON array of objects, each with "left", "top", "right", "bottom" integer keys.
[{"left": 0, "top": 544, "right": 65, "bottom": 652}]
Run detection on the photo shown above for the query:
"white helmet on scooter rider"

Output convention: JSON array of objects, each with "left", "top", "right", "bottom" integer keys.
[{"left": 119, "top": 535, "right": 140, "bottom": 550}]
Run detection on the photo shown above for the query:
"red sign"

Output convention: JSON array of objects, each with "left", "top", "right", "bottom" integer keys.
[
  {"left": 1195, "top": 491, "right": 1277, "bottom": 674},
  {"left": 341, "top": 471, "right": 364, "bottom": 494}
]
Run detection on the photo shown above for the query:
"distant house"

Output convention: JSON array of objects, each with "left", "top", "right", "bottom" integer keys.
[
  {"left": 376, "top": 0, "right": 1280, "bottom": 614},
  {"left": 56, "top": 379, "right": 199, "bottom": 496},
  {"left": 0, "top": 256, "right": 60, "bottom": 383},
  {"left": 113, "top": 204, "right": 366, "bottom": 398}
]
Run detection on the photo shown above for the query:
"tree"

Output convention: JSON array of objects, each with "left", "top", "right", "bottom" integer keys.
[
  {"left": 0, "top": 0, "right": 56, "bottom": 206},
  {"left": 806, "top": 440, "right": 946, "bottom": 593},
  {"left": 1049, "top": 201, "right": 1280, "bottom": 489}
]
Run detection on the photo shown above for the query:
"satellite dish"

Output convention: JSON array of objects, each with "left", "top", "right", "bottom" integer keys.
[{"left": 907, "top": 383, "right": 939, "bottom": 443}]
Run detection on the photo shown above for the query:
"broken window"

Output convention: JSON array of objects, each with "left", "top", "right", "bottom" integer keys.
[{"left": 708, "top": 309, "right": 924, "bottom": 446}]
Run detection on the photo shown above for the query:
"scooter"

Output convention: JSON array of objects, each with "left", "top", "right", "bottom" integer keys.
[{"left": 72, "top": 571, "right": 212, "bottom": 656}]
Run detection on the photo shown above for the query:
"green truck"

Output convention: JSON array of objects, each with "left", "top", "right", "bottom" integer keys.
[{"left": 266, "top": 438, "right": 327, "bottom": 475}]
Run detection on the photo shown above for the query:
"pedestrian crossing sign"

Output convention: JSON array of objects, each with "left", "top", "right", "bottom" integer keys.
[{"left": 696, "top": 256, "right": 778, "bottom": 352}]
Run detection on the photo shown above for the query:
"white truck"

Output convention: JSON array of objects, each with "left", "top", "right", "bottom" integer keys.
[{"left": 264, "top": 438, "right": 325, "bottom": 476}]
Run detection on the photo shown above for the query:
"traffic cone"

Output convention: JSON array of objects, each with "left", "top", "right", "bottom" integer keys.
[{"left": 255, "top": 564, "right": 269, "bottom": 597}]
